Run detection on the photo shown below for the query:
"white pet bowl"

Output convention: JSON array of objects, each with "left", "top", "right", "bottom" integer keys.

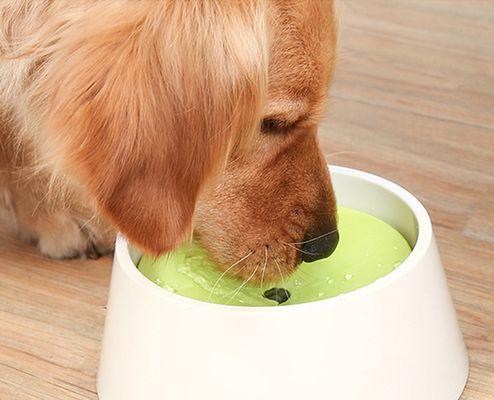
[{"left": 97, "top": 166, "right": 469, "bottom": 400}]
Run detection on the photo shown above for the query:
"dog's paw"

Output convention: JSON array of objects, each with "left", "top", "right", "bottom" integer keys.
[
  {"left": 33, "top": 213, "right": 115, "bottom": 260},
  {"left": 1, "top": 185, "right": 115, "bottom": 260}
]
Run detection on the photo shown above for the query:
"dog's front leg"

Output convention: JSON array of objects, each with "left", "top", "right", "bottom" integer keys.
[{"left": 0, "top": 173, "right": 115, "bottom": 259}]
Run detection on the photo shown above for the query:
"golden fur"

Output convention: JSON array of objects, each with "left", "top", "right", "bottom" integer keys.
[{"left": 0, "top": 0, "right": 338, "bottom": 282}]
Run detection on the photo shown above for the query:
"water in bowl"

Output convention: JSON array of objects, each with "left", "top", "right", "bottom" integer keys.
[{"left": 137, "top": 207, "right": 412, "bottom": 306}]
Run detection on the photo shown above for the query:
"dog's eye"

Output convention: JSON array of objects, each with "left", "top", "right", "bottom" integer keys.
[
  {"left": 261, "top": 116, "right": 306, "bottom": 134},
  {"left": 261, "top": 118, "right": 298, "bottom": 133},
  {"left": 261, "top": 118, "right": 284, "bottom": 133}
]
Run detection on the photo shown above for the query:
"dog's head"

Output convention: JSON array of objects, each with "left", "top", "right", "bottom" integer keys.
[{"left": 32, "top": 0, "right": 337, "bottom": 282}]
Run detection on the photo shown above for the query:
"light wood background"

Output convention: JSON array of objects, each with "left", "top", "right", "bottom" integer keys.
[{"left": 1, "top": 1, "right": 493, "bottom": 399}]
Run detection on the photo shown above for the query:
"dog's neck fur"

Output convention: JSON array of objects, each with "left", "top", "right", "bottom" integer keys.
[{"left": 0, "top": 1, "right": 114, "bottom": 257}]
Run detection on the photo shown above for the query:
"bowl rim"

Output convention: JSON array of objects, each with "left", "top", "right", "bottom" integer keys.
[{"left": 114, "top": 165, "right": 433, "bottom": 313}]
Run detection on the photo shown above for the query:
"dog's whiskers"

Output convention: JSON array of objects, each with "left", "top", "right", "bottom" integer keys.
[
  {"left": 287, "top": 228, "right": 338, "bottom": 245},
  {"left": 281, "top": 241, "right": 320, "bottom": 257},
  {"left": 208, "top": 250, "right": 254, "bottom": 302},
  {"left": 227, "top": 262, "right": 260, "bottom": 305},
  {"left": 326, "top": 150, "right": 358, "bottom": 158},
  {"left": 260, "top": 245, "right": 268, "bottom": 291},
  {"left": 272, "top": 255, "right": 291, "bottom": 304}
]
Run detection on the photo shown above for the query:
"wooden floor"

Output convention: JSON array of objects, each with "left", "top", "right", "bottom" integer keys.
[{"left": 1, "top": 1, "right": 493, "bottom": 399}]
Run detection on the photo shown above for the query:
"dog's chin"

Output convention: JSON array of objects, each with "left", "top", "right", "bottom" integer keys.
[{"left": 194, "top": 234, "right": 301, "bottom": 284}]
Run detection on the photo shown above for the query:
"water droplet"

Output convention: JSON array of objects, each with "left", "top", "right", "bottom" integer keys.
[
  {"left": 345, "top": 274, "right": 353, "bottom": 280},
  {"left": 294, "top": 279, "right": 302, "bottom": 287},
  {"left": 376, "top": 263, "right": 383, "bottom": 268},
  {"left": 393, "top": 261, "right": 401, "bottom": 269},
  {"left": 155, "top": 278, "right": 163, "bottom": 285},
  {"left": 318, "top": 292, "right": 324, "bottom": 297},
  {"left": 163, "top": 285, "right": 176, "bottom": 293},
  {"left": 326, "top": 277, "right": 334, "bottom": 285},
  {"left": 393, "top": 246, "right": 398, "bottom": 251},
  {"left": 365, "top": 252, "right": 370, "bottom": 257}
]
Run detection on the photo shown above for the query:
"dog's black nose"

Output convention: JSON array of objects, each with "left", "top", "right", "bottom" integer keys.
[{"left": 300, "top": 230, "right": 339, "bottom": 263}]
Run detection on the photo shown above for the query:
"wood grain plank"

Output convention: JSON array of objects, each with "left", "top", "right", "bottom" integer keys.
[
  {"left": 0, "top": 0, "right": 493, "bottom": 399},
  {"left": 0, "top": 231, "right": 109, "bottom": 400},
  {"left": 334, "top": 0, "right": 494, "bottom": 130}
]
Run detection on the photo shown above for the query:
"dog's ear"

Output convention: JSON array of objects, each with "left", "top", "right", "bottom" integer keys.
[{"left": 29, "top": 1, "right": 267, "bottom": 254}]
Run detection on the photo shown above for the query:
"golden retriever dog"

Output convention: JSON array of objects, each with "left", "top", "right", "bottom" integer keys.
[{"left": 0, "top": 0, "right": 338, "bottom": 282}]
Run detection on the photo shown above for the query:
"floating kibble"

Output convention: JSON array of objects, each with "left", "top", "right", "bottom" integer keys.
[{"left": 263, "top": 287, "right": 291, "bottom": 304}]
